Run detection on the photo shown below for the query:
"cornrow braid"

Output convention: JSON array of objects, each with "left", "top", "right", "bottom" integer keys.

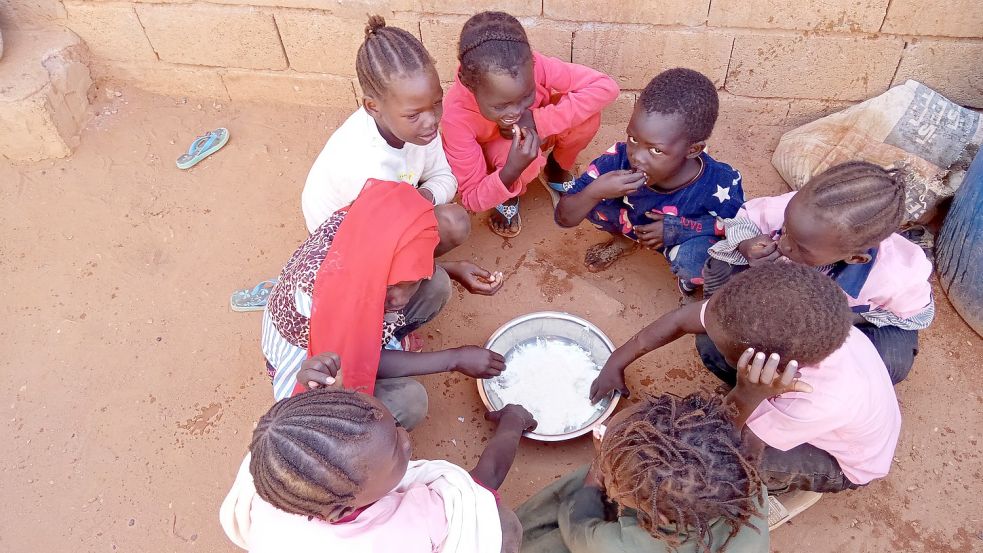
[
  {"left": 457, "top": 11, "right": 532, "bottom": 90},
  {"left": 249, "top": 388, "right": 385, "bottom": 520},
  {"left": 355, "top": 15, "right": 434, "bottom": 98},
  {"left": 804, "top": 161, "right": 905, "bottom": 250},
  {"left": 598, "top": 392, "right": 763, "bottom": 553}
]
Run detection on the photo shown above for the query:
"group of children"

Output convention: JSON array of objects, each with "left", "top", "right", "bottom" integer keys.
[{"left": 221, "top": 10, "right": 935, "bottom": 553}]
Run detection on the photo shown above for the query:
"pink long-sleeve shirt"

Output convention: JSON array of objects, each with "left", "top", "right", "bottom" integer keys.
[{"left": 441, "top": 52, "right": 619, "bottom": 212}]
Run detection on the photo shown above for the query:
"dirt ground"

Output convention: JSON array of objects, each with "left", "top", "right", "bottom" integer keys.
[{"left": 2, "top": 88, "right": 981, "bottom": 553}]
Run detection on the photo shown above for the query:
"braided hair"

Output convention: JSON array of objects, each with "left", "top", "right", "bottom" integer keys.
[
  {"left": 249, "top": 388, "right": 385, "bottom": 520},
  {"left": 802, "top": 161, "right": 905, "bottom": 250},
  {"left": 599, "top": 392, "right": 763, "bottom": 552},
  {"left": 709, "top": 262, "right": 852, "bottom": 365},
  {"left": 639, "top": 68, "right": 719, "bottom": 144},
  {"left": 457, "top": 11, "right": 532, "bottom": 90},
  {"left": 356, "top": 15, "right": 434, "bottom": 99}
]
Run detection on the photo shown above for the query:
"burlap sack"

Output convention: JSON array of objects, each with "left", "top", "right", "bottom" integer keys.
[{"left": 773, "top": 80, "right": 983, "bottom": 225}]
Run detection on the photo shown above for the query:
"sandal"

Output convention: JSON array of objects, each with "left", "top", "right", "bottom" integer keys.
[
  {"left": 489, "top": 199, "right": 521, "bottom": 239},
  {"left": 177, "top": 127, "right": 229, "bottom": 169},
  {"left": 767, "top": 491, "right": 823, "bottom": 531},
  {"left": 541, "top": 178, "right": 574, "bottom": 209},
  {"left": 230, "top": 279, "right": 277, "bottom": 312}
]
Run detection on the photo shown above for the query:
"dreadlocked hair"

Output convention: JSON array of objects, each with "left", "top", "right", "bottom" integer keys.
[
  {"left": 355, "top": 15, "right": 434, "bottom": 98},
  {"left": 249, "top": 388, "right": 385, "bottom": 520},
  {"left": 598, "top": 392, "right": 763, "bottom": 553},
  {"left": 709, "top": 262, "right": 852, "bottom": 365},
  {"left": 802, "top": 161, "right": 905, "bottom": 250},
  {"left": 639, "top": 68, "right": 719, "bottom": 143},
  {"left": 457, "top": 11, "right": 532, "bottom": 90}
]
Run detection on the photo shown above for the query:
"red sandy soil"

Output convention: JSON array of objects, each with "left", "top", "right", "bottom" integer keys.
[{"left": 1, "top": 88, "right": 981, "bottom": 553}]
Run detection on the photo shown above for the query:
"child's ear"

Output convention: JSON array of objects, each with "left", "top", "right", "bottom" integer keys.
[
  {"left": 363, "top": 95, "right": 382, "bottom": 118},
  {"left": 686, "top": 141, "right": 706, "bottom": 159},
  {"left": 844, "top": 252, "right": 873, "bottom": 265}
]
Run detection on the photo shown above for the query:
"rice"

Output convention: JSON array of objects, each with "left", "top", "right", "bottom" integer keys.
[{"left": 487, "top": 337, "right": 605, "bottom": 435}]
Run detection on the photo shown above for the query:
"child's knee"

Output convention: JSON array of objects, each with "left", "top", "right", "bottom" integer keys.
[{"left": 436, "top": 204, "right": 471, "bottom": 248}]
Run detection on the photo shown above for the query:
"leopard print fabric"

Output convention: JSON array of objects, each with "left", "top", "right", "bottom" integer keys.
[{"left": 266, "top": 209, "right": 405, "bottom": 350}]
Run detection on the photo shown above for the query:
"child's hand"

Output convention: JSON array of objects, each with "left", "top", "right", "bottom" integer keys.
[
  {"left": 588, "top": 170, "right": 647, "bottom": 200},
  {"left": 486, "top": 404, "right": 538, "bottom": 433},
  {"left": 634, "top": 211, "right": 664, "bottom": 250},
  {"left": 589, "top": 361, "right": 630, "bottom": 404},
  {"left": 735, "top": 348, "right": 812, "bottom": 402},
  {"left": 296, "top": 352, "right": 341, "bottom": 390},
  {"left": 503, "top": 125, "right": 541, "bottom": 177},
  {"left": 450, "top": 345, "right": 506, "bottom": 379},
  {"left": 737, "top": 235, "right": 780, "bottom": 265},
  {"left": 442, "top": 260, "right": 504, "bottom": 296}
]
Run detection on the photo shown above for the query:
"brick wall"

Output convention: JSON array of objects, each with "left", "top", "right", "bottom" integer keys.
[{"left": 7, "top": 0, "right": 981, "bottom": 176}]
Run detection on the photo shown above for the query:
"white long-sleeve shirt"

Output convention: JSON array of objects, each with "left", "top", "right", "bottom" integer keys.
[{"left": 301, "top": 107, "right": 458, "bottom": 233}]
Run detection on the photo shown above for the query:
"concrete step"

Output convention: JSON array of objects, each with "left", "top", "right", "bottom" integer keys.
[{"left": 0, "top": 28, "right": 92, "bottom": 162}]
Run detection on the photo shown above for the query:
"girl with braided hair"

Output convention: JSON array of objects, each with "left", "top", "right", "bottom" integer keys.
[
  {"left": 701, "top": 161, "right": 934, "bottom": 384},
  {"left": 302, "top": 16, "right": 470, "bottom": 257},
  {"left": 220, "top": 387, "right": 537, "bottom": 553},
  {"left": 517, "top": 347, "right": 816, "bottom": 552},
  {"left": 441, "top": 11, "right": 619, "bottom": 237}
]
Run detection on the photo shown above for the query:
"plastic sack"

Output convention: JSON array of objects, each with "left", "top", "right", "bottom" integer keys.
[{"left": 772, "top": 80, "right": 983, "bottom": 225}]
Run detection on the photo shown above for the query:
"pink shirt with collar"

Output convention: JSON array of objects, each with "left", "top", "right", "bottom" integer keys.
[
  {"left": 700, "top": 303, "right": 902, "bottom": 485},
  {"left": 247, "top": 482, "right": 448, "bottom": 553},
  {"left": 738, "top": 191, "right": 933, "bottom": 318},
  {"left": 441, "top": 51, "right": 619, "bottom": 212}
]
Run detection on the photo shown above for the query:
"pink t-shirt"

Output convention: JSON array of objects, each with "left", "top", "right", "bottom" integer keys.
[
  {"left": 739, "top": 191, "right": 933, "bottom": 318},
  {"left": 247, "top": 482, "right": 448, "bottom": 553},
  {"left": 746, "top": 327, "right": 902, "bottom": 484}
]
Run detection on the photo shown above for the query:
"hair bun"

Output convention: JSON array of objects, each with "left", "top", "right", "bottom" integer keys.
[{"left": 365, "top": 15, "right": 387, "bottom": 37}]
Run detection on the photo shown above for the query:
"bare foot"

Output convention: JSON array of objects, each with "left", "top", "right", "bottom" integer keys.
[
  {"left": 489, "top": 197, "right": 521, "bottom": 238},
  {"left": 584, "top": 235, "right": 639, "bottom": 272}
]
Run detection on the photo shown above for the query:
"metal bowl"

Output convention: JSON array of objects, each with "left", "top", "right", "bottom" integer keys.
[{"left": 478, "top": 311, "right": 621, "bottom": 441}]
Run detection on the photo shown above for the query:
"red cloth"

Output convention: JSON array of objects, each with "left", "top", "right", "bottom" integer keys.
[{"left": 297, "top": 180, "right": 439, "bottom": 396}]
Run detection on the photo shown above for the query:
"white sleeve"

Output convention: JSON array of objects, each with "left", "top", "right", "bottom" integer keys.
[
  {"left": 302, "top": 150, "right": 372, "bottom": 233},
  {"left": 418, "top": 134, "right": 458, "bottom": 206}
]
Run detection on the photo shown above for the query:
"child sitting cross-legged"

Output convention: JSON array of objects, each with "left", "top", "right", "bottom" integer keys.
[
  {"left": 555, "top": 68, "right": 744, "bottom": 298},
  {"left": 700, "top": 161, "right": 934, "bottom": 384},
  {"left": 590, "top": 263, "right": 902, "bottom": 525},
  {"left": 220, "top": 386, "right": 537, "bottom": 553}
]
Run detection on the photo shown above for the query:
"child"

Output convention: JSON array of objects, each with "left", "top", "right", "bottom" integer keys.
[
  {"left": 590, "top": 263, "right": 901, "bottom": 503},
  {"left": 220, "top": 387, "right": 537, "bottom": 553},
  {"left": 518, "top": 389, "right": 771, "bottom": 552},
  {"left": 702, "top": 161, "right": 934, "bottom": 384},
  {"left": 302, "top": 16, "right": 469, "bottom": 256},
  {"left": 441, "top": 11, "right": 619, "bottom": 238},
  {"left": 555, "top": 68, "right": 745, "bottom": 298}
]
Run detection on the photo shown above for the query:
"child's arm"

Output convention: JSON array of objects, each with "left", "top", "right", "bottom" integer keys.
[
  {"left": 555, "top": 170, "right": 647, "bottom": 227},
  {"left": 378, "top": 347, "right": 504, "bottom": 379},
  {"left": 418, "top": 134, "right": 458, "bottom": 206},
  {"left": 529, "top": 53, "right": 619, "bottom": 138},
  {"left": 589, "top": 301, "right": 705, "bottom": 403},
  {"left": 441, "top": 116, "right": 540, "bottom": 213},
  {"left": 470, "top": 405, "right": 537, "bottom": 490}
]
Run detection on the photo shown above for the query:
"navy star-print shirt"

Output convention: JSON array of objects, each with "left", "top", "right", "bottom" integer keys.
[{"left": 570, "top": 143, "right": 746, "bottom": 248}]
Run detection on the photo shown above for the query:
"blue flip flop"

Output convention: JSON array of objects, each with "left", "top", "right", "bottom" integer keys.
[
  {"left": 541, "top": 178, "right": 575, "bottom": 208},
  {"left": 230, "top": 278, "right": 277, "bottom": 312},
  {"left": 177, "top": 127, "right": 229, "bottom": 169},
  {"left": 490, "top": 199, "right": 521, "bottom": 238}
]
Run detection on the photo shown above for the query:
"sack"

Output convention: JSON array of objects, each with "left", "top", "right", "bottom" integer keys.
[{"left": 772, "top": 80, "right": 983, "bottom": 225}]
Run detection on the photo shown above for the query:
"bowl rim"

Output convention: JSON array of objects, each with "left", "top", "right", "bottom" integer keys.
[{"left": 478, "top": 311, "right": 622, "bottom": 442}]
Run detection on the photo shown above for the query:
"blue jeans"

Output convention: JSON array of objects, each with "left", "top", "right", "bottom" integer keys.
[{"left": 664, "top": 235, "right": 718, "bottom": 285}]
